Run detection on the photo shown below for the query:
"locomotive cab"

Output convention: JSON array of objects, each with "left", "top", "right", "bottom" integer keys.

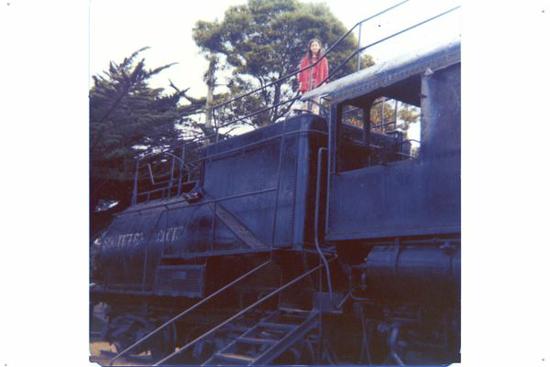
[
  {"left": 303, "top": 40, "right": 461, "bottom": 364},
  {"left": 304, "top": 41, "right": 460, "bottom": 241}
]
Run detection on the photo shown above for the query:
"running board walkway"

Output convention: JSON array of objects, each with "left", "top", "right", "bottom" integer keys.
[{"left": 202, "top": 309, "right": 319, "bottom": 365}]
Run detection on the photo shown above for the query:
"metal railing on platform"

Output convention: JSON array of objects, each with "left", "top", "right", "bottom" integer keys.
[{"left": 130, "top": 1, "right": 429, "bottom": 206}]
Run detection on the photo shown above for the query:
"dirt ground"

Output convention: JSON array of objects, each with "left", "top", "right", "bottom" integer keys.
[
  {"left": 89, "top": 341, "right": 117, "bottom": 366},
  {"left": 89, "top": 340, "right": 158, "bottom": 366},
  {"left": 89, "top": 303, "right": 148, "bottom": 366}
]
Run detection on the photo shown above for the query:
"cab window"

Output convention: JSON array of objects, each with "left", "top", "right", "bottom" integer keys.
[{"left": 337, "top": 75, "right": 421, "bottom": 172}]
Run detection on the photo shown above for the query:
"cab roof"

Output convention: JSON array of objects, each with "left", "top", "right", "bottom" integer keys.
[{"left": 302, "top": 39, "right": 461, "bottom": 105}]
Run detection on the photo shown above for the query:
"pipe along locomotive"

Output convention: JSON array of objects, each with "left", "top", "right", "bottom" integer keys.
[{"left": 91, "top": 41, "right": 460, "bottom": 365}]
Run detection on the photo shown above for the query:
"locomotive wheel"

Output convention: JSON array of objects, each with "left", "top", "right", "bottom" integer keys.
[
  {"left": 106, "top": 314, "right": 176, "bottom": 360},
  {"left": 107, "top": 314, "right": 149, "bottom": 354}
]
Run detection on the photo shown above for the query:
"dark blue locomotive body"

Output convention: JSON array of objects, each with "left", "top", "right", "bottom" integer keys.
[
  {"left": 91, "top": 41, "right": 461, "bottom": 366},
  {"left": 95, "top": 115, "right": 327, "bottom": 297}
]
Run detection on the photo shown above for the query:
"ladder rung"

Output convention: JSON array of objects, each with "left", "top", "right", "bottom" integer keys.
[
  {"left": 215, "top": 352, "right": 255, "bottom": 363},
  {"left": 258, "top": 321, "right": 295, "bottom": 330},
  {"left": 237, "top": 336, "right": 277, "bottom": 345},
  {"left": 277, "top": 307, "right": 313, "bottom": 315}
]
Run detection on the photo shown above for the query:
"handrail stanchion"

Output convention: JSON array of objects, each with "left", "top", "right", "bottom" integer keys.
[
  {"left": 177, "top": 144, "right": 185, "bottom": 196},
  {"left": 314, "top": 147, "right": 333, "bottom": 302},
  {"left": 131, "top": 158, "right": 140, "bottom": 205},
  {"left": 356, "top": 22, "right": 363, "bottom": 72}
]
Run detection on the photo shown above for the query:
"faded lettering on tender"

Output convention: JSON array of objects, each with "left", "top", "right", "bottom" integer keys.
[{"left": 103, "top": 225, "right": 187, "bottom": 248}]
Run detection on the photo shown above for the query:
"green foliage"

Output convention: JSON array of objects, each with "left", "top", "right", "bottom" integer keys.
[
  {"left": 370, "top": 98, "right": 420, "bottom": 132},
  {"left": 91, "top": 48, "right": 196, "bottom": 165},
  {"left": 342, "top": 98, "right": 420, "bottom": 137},
  {"left": 397, "top": 105, "right": 420, "bottom": 130},
  {"left": 90, "top": 48, "right": 204, "bottom": 212},
  {"left": 193, "top": 0, "right": 374, "bottom": 125}
]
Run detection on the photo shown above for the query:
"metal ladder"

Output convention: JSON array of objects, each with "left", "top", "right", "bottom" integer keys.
[
  {"left": 202, "top": 309, "right": 319, "bottom": 365},
  {"left": 149, "top": 260, "right": 334, "bottom": 366}
]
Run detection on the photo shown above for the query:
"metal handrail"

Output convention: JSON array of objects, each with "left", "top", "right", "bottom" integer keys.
[
  {"left": 153, "top": 256, "right": 337, "bottom": 366},
  {"left": 322, "top": 6, "right": 461, "bottom": 84},
  {"left": 210, "top": 0, "right": 413, "bottom": 128},
  {"left": 132, "top": 128, "right": 328, "bottom": 206},
  {"left": 214, "top": 5, "right": 461, "bottom": 136},
  {"left": 123, "top": 186, "right": 282, "bottom": 219},
  {"left": 214, "top": 95, "right": 301, "bottom": 131},
  {"left": 210, "top": 0, "right": 410, "bottom": 113},
  {"left": 108, "top": 259, "right": 272, "bottom": 365},
  {"left": 314, "top": 147, "right": 334, "bottom": 303},
  {"left": 132, "top": 149, "right": 201, "bottom": 205}
]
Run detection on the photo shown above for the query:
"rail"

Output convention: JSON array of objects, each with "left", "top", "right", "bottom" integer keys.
[
  {"left": 321, "top": 5, "right": 461, "bottom": 84},
  {"left": 108, "top": 259, "right": 272, "bottom": 365},
  {"left": 152, "top": 256, "right": 337, "bottom": 366}
]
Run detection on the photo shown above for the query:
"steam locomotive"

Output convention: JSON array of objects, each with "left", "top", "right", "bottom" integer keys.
[{"left": 91, "top": 40, "right": 460, "bottom": 365}]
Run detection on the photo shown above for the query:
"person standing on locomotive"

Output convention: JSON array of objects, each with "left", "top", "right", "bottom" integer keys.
[{"left": 297, "top": 38, "right": 329, "bottom": 114}]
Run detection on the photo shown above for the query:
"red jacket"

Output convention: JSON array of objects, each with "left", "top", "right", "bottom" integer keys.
[{"left": 298, "top": 55, "right": 329, "bottom": 93}]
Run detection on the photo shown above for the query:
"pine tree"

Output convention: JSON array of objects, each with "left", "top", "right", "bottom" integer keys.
[{"left": 90, "top": 48, "right": 203, "bottom": 233}]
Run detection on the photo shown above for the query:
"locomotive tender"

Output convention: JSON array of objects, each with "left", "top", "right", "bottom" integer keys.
[{"left": 91, "top": 40, "right": 461, "bottom": 365}]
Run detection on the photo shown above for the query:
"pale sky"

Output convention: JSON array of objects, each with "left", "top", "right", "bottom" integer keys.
[{"left": 89, "top": 0, "right": 462, "bottom": 98}]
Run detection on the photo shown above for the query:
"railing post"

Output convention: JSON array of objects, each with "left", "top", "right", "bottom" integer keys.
[
  {"left": 177, "top": 144, "right": 185, "bottom": 196},
  {"left": 131, "top": 158, "right": 140, "bottom": 205},
  {"left": 394, "top": 99, "right": 399, "bottom": 130},
  {"left": 356, "top": 22, "right": 363, "bottom": 72},
  {"left": 215, "top": 106, "right": 220, "bottom": 143},
  {"left": 169, "top": 155, "right": 176, "bottom": 198},
  {"left": 212, "top": 105, "right": 217, "bottom": 130},
  {"left": 380, "top": 97, "right": 385, "bottom": 133}
]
